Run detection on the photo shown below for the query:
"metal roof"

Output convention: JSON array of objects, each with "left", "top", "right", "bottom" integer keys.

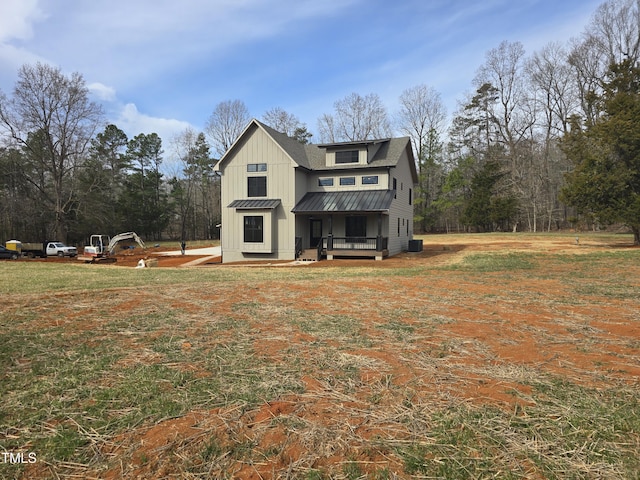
[
  {"left": 228, "top": 199, "right": 281, "bottom": 209},
  {"left": 292, "top": 190, "right": 394, "bottom": 214}
]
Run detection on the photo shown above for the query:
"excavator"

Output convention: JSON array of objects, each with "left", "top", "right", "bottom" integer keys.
[{"left": 78, "top": 232, "right": 146, "bottom": 263}]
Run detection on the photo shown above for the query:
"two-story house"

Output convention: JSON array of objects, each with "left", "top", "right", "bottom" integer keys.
[{"left": 214, "top": 119, "right": 418, "bottom": 263}]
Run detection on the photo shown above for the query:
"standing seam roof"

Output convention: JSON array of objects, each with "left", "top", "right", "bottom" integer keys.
[{"left": 291, "top": 190, "right": 394, "bottom": 213}]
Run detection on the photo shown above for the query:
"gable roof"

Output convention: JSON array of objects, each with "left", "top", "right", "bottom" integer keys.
[{"left": 215, "top": 118, "right": 418, "bottom": 183}]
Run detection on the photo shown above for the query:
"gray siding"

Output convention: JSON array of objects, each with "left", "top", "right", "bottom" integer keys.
[{"left": 387, "top": 148, "right": 416, "bottom": 255}]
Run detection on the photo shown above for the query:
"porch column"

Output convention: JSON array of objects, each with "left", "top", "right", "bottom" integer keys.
[
  {"left": 327, "top": 215, "right": 334, "bottom": 260},
  {"left": 376, "top": 213, "right": 383, "bottom": 251}
]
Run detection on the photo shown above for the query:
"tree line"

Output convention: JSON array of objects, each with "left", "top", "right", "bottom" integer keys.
[
  {"left": 1, "top": 0, "right": 638, "bottom": 245},
  {"left": 407, "top": 0, "right": 639, "bottom": 243}
]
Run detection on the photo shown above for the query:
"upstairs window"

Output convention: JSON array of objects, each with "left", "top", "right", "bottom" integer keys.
[
  {"left": 339, "top": 177, "right": 356, "bottom": 186},
  {"left": 248, "top": 176, "right": 267, "bottom": 197},
  {"left": 247, "top": 163, "right": 267, "bottom": 172},
  {"left": 335, "top": 150, "right": 359, "bottom": 164},
  {"left": 362, "top": 175, "right": 378, "bottom": 185},
  {"left": 318, "top": 177, "right": 334, "bottom": 187}
]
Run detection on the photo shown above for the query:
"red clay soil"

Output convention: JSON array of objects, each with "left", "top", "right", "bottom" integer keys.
[{"left": 15, "top": 235, "right": 640, "bottom": 479}]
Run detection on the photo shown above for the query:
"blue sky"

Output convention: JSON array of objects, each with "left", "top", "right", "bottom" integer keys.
[{"left": 1, "top": 0, "right": 603, "bottom": 150}]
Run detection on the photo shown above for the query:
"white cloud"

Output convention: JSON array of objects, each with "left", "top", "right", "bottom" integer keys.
[
  {"left": 87, "top": 82, "right": 116, "bottom": 102},
  {"left": 115, "top": 103, "right": 193, "bottom": 145},
  {"left": 0, "top": 0, "right": 45, "bottom": 42},
  {"left": 0, "top": 0, "right": 47, "bottom": 87}
]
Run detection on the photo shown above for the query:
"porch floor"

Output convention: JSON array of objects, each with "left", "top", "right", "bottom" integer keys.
[{"left": 322, "top": 249, "right": 389, "bottom": 259}]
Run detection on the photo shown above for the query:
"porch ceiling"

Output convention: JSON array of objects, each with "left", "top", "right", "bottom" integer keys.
[{"left": 292, "top": 190, "right": 393, "bottom": 214}]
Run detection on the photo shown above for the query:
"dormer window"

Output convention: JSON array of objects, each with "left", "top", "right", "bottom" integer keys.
[{"left": 335, "top": 150, "right": 359, "bottom": 164}]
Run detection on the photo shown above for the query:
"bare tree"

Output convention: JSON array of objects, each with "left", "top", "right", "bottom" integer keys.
[
  {"left": 526, "top": 42, "right": 578, "bottom": 230},
  {"left": 317, "top": 113, "right": 337, "bottom": 143},
  {"left": 474, "top": 40, "right": 533, "bottom": 156},
  {"left": 527, "top": 42, "right": 578, "bottom": 137},
  {"left": 474, "top": 41, "right": 542, "bottom": 232},
  {"left": 588, "top": 0, "right": 640, "bottom": 66},
  {"left": 262, "top": 107, "right": 312, "bottom": 144},
  {"left": 397, "top": 85, "right": 447, "bottom": 232},
  {"left": 262, "top": 107, "right": 300, "bottom": 136},
  {"left": 569, "top": 0, "right": 640, "bottom": 125},
  {"left": 317, "top": 92, "right": 391, "bottom": 142},
  {"left": 205, "top": 99, "right": 251, "bottom": 156},
  {"left": 0, "top": 62, "right": 103, "bottom": 240},
  {"left": 397, "top": 84, "right": 447, "bottom": 161}
]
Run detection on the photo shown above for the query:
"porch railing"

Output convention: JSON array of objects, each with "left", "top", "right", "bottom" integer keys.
[
  {"left": 321, "top": 236, "right": 388, "bottom": 251},
  {"left": 295, "top": 236, "right": 302, "bottom": 258}
]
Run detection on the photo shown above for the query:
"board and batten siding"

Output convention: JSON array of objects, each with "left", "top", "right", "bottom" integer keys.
[
  {"left": 386, "top": 147, "right": 416, "bottom": 255},
  {"left": 219, "top": 125, "right": 298, "bottom": 263},
  {"left": 307, "top": 169, "right": 390, "bottom": 193}
]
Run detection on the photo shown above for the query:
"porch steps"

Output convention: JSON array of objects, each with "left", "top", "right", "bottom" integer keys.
[{"left": 298, "top": 248, "right": 319, "bottom": 262}]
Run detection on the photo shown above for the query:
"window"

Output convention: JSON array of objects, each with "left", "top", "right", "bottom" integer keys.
[
  {"left": 244, "top": 216, "right": 263, "bottom": 243},
  {"left": 248, "top": 177, "right": 266, "bottom": 197},
  {"left": 362, "top": 175, "right": 379, "bottom": 185},
  {"left": 247, "top": 163, "right": 267, "bottom": 172},
  {"left": 339, "top": 177, "right": 356, "bottom": 186},
  {"left": 335, "top": 150, "right": 359, "bottom": 164},
  {"left": 393, "top": 178, "right": 397, "bottom": 198},
  {"left": 345, "top": 216, "right": 366, "bottom": 238},
  {"left": 318, "top": 177, "right": 334, "bottom": 187},
  {"left": 409, "top": 188, "right": 412, "bottom": 205}
]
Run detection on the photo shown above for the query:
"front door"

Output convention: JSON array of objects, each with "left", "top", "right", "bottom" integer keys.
[{"left": 310, "top": 219, "right": 322, "bottom": 248}]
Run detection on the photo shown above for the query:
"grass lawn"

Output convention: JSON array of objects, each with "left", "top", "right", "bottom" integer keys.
[{"left": 0, "top": 232, "right": 638, "bottom": 479}]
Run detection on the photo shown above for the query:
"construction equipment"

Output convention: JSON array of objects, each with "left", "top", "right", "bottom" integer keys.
[{"left": 78, "top": 232, "right": 145, "bottom": 263}]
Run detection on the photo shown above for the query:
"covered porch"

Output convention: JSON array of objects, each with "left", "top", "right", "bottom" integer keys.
[{"left": 292, "top": 190, "right": 393, "bottom": 261}]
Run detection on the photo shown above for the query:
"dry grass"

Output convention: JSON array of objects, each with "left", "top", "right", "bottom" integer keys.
[{"left": 0, "top": 232, "right": 638, "bottom": 479}]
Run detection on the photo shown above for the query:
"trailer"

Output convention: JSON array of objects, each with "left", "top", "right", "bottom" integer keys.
[{"left": 6, "top": 241, "right": 77, "bottom": 258}]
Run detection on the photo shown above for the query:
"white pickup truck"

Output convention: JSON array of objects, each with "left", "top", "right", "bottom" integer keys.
[{"left": 17, "top": 241, "right": 78, "bottom": 258}]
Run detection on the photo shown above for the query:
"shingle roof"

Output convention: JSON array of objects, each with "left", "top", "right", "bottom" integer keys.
[
  {"left": 228, "top": 199, "right": 281, "bottom": 209},
  {"left": 217, "top": 119, "right": 418, "bottom": 183},
  {"left": 291, "top": 190, "right": 394, "bottom": 214},
  {"left": 256, "top": 120, "right": 416, "bottom": 180}
]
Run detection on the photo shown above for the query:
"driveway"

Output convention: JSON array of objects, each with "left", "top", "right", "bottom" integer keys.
[{"left": 157, "top": 246, "right": 221, "bottom": 256}]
